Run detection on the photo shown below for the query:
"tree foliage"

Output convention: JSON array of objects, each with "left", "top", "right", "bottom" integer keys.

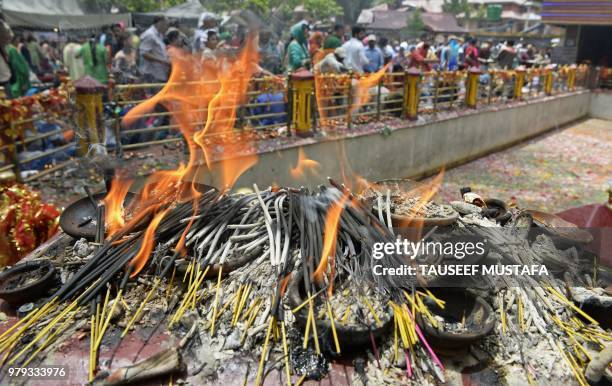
[
  {"left": 84, "top": 0, "right": 186, "bottom": 13},
  {"left": 202, "top": 0, "right": 341, "bottom": 19},
  {"left": 442, "top": 0, "right": 470, "bottom": 18},
  {"left": 301, "top": 0, "right": 343, "bottom": 20},
  {"left": 86, "top": 0, "right": 344, "bottom": 24},
  {"left": 336, "top": 0, "right": 373, "bottom": 23},
  {"left": 404, "top": 8, "right": 425, "bottom": 37}
]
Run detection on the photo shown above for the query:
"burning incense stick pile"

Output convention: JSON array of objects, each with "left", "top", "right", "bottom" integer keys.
[
  {"left": 1, "top": 33, "right": 609, "bottom": 385},
  {"left": 0, "top": 178, "right": 609, "bottom": 385}
]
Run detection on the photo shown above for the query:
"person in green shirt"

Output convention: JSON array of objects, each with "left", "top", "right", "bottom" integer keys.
[
  {"left": 26, "top": 35, "right": 42, "bottom": 74},
  {"left": 286, "top": 21, "right": 310, "bottom": 72},
  {"left": 7, "top": 37, "right": 31, "bottom": 97},
  {"left": 80, "top": 36, "right": 109, "bottom": 83},
  {"left": 323, "top": 24, "right": 344, "bottom": 50}
]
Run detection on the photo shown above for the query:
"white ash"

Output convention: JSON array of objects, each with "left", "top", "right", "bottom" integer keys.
[
  {"left": 321, "top": 285, "right": 390, "bottom": 328},
  {"left": 571, "top": 287, "right": 612, "bottom": 307},
  {"left": 451, "top": 201, "right": 482, "bottom": 215},
  {"left": 73, "top": 238, "right": 95, "bottom": 258},
  {"left": 386, "top": 195, "right": 456, "bottom": 219}
]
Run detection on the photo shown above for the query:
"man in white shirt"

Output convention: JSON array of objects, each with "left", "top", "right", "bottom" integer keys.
[
  {"left": 193, "top": 12, "right": 219, "bottom": 53},
  {"left": 63, "top": 37, "right": 85, "bottom": 81},
  {"left": 314, "top": 47, "right": 346, "bottom": 74},
  {"left": 139, "top": 16, "right": 170, "bottom": 83},
  {"left": 341, "top": 26, "right": 368, "bottom": 74}
]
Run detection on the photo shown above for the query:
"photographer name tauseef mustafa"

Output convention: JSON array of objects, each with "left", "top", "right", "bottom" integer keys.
[{"left": 372, "top": 264, "right": 550, "bottom": 277}]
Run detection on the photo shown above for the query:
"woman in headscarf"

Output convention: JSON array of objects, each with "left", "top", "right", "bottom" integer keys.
[
  {"left": 286, "top": 21, "right": 310, "bottom": 72},
  {"left": 7, "top": 35, "right": 31, "bottom": 97},
  {"left": 308, "top": 31, "right": 323, "bottom": 56},
  {"left": 80, "top": 34, "right": 109, "bottom": 83}
]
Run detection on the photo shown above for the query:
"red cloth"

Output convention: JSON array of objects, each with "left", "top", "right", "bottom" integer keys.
[
  {"left": 557, "top": 204, "right": 612, "bottom": 267},
  {"left": 464, "top": 45, "right": 479, "bottom": 68},
  {"left": 409, "top": 47, "right": 430, "bottom": 71},
  {"left": 0, "top": 183, "right": 59, "bottom": 266}
]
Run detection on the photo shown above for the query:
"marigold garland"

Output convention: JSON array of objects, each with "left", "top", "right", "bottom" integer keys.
[{"left": 0, "top": 182, "right": 60, "bottom": 267}]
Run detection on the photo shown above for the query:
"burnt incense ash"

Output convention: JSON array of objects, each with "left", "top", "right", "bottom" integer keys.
[
  {"left": 1, "top": 37, "right": 608, "bottom": 386},
  {"left": 0, "top": 179, "right": 610, "bottom": 385}
]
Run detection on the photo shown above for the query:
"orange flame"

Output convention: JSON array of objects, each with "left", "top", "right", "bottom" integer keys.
[
  {"left": 314, "top": 72, "right": 350, "bottom": 125},
  {"left": 313, "top": 194, "right": 348, "bottom": 293},
  {"left": 351, "top": 64, "right": 390, "bottom": 113},
  {"left": 397, "top": 168, "right": 446, "bottom": 237},
  {"left": 103, "top": 178, "right": 133, "bottom": 237},
  {"left": 194, "top": 38, "right": 260, "bottom": 192},
  {"left": 314, "top": 64, "right": 390, "bottom": 126},
  {"left": 290, "top": 147, "right": 321, "bottom": 180},
  {"left": 129, "top": 208, "right": 170, "bottom": 277},
  {"left": 115, "top": 37, "right": 260, "bottom": 276}
]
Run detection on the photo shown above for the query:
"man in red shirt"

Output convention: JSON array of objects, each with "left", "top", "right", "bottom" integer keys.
[
  {"left": 464, "top": 38, "right": 479, "bottom": 68},
  {"left": 409, "top": 42, "right": 432, "bottom": 71}
]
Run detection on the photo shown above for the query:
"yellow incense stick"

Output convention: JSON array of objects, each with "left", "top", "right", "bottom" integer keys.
[
  {"left": 255, "top": 316, "right": 275, "bottom": 386},
  {"left": 24, "top": 310, "right": 77, "bottom": 367},
  {"left": 122, "top": 278, "right": 160, "bottom": 337},
  {"left": 556, "top": 342, "right": 589, "bottom": 386},
  {"left": 547, "top": 287, "right": 598, "bottom": 325},
  {"left": 291, "top": 288, "right": 324, "bottom": 314},
  {"left": 424, "top": 289, "right": 445, "bottom": 308},
  {"left": 210, "top": 266, "right": 224, "bottom": 336},
  {"left": 341, "top": 306, "right": 351, "bottom": 326},
  {"left": 170, "top": 265, "right": 210, "bottom": 327},
  {"left": 499, "top": 296, "right": 507, "bottom": 335},
  {"left": 237, "top": 285, "right": 252, "bottom": 319},
  {"left": 96, "top": 291, "right": 123, "bottom": 349},
  {"left": 0, "top": 297, "right": 57, "bottom": 345},
  {"left": 309, "top": 299, "right": 320, "bottom": 354},
  {"left": 98, "top": 286, "right": 111, "bottom": 338},
  {"left": 280, "top": 322, "right": 292, "bottom": 386},
  {"left": 393, "top": 312, "right": 399, "bottom": 363},
  {"left": 362, "top": 296, "right": 382, "bottom": 327},
  {"left": 517, "top": 296, "right": 525, "bottom": 332},
  {"left": 232, "top": 285, "right": 244, "bottom": 325},
  {"left": 166, "top": 265, "right": 177, "bottom": 299},
  {"left": 120, "top": 297, "right": 131, "bottom": 312},
  {"left": 89, "top": 313, "right": 96, "bottom": 381},
  {"left": 326, "top": 301, "right": 340, "bottom": 354},
  {"left": 9, "top": 298, "right": 80, "bottom": 364},
  {"left": 242, "top": 297, "right": 261, "bottom": 322},
  {"left": 295, "top": 374, "right": 307, "bottom": 386},
  {"left": 303, "top": 301, "right": 312, "bottom": 349},
  {"left": 241, "top": 301, "right": 262, "bottom": 345}
]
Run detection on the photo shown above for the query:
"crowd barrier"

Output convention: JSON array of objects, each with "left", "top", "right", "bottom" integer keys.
[
  {"left": 107, "top": 64, "right": 592, "bottom": 150},
  {"left": 599, "top": 67, "right": 612, "bottom": 89},
  {"left": 0, "top": 64, "right": 598, "bottom": 182},
  {"left": 0, "top": 82, "right": 77, "bottom": 182}
]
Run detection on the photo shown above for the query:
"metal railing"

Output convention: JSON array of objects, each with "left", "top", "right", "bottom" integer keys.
[
  {"left": 0, "top": 84, "right": 77, "bottom": 182},
  {"left": 0, "top": 65, "right": 593, "bottom": 183},
  {"left": 110, "top": 76, "right": 289, "bottom": 152},
  {"left": 109, "top": 65, "right": 590, "bottom": 151},
  {"left": 599, "top": 68, "right": 612, "bottom": 89}
]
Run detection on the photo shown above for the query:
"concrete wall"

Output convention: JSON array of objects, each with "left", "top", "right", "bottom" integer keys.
[
  {"left": 589, "top": 91, "right": 612, "bottom": 120},
  {"left": 199, "top": 91, "right": 591, "bottom": 190}
]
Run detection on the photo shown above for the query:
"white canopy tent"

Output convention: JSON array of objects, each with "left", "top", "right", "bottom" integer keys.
[{"left": 2, "top": 0, "right": 131, "bottom": 30}]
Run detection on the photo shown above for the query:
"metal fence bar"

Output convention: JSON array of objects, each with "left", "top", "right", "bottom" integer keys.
[
  {"left": 101, "top": 66, "right": 594, "bottom": 150},
  {"left": 23, "top": 159, "right": 76, "bottom": 182},
  {"left": 122, "top": 137, "right": 182, "bottom": 150},
  {"left": 0, "top": 127, "right": 73, "bottom": 152},
  {"left": 19, "top": 143, "right": 75, "bottom": 165},
  {"left": 0, "top": 163, "right": 15, "bottom": 173}
]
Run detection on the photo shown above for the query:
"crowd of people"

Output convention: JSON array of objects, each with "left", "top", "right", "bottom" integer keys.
[
  {"left": 0, "top": 11, "right": 556, "bottom": 100},
  {"left": 292, "top": 23, "right": 553, "bottom": 76}
]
